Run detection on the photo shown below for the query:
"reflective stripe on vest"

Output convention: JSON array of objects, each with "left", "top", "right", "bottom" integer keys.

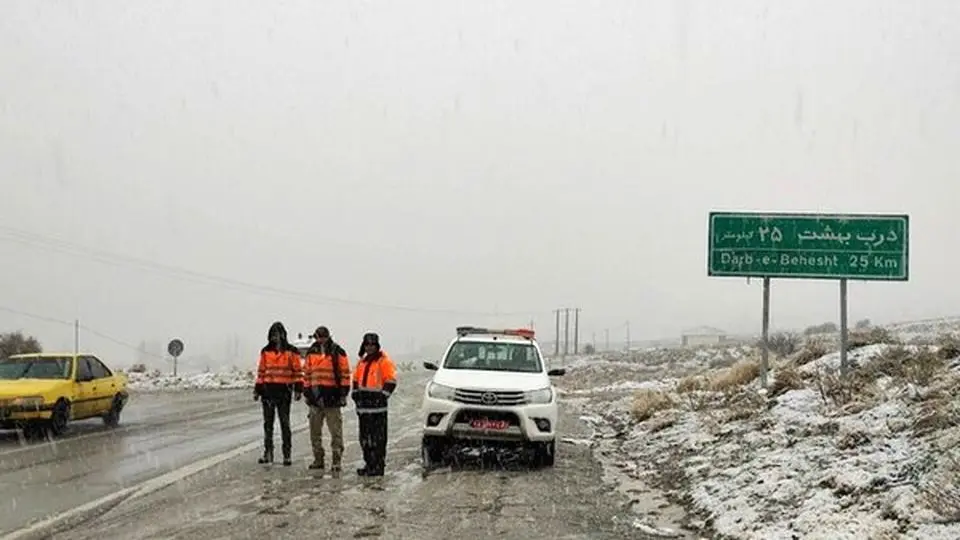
[
  {"left": 258, "top": 351, "right": 300, "bottom": 384},
  {"left": 303, "top": 354, "right": 347, "bottom": 387},
  {"left": 356, "top": 407, "right": 388, "bottom": 414}
]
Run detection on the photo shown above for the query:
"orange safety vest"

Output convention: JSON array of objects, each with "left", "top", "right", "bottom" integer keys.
[
  {"left": 352, "top": 353, "right": 396, "bottom": 391},
  {"left": 352, "top": 352, "right": 397, "bottom": 413},
  {"left": 257, "top": 349, "right": 302, "bottom": 385},
  {"left": 303, "top": 351, "right": 351, "bottom": 389}
]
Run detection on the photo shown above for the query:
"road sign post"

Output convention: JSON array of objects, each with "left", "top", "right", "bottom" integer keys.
[
  {"left": 708, "top": 212, "right": 909, "bottom": 385},
  {"left": 167, "top": 339, "right": 184, "bottom": 377},
  {"left": 761, "top": 276, "right": 771, "bottom": 388}
]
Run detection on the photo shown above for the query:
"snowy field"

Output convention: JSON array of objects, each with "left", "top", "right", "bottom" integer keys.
[
  {"left": 124, "top": 360, "right": 420, "bottom": 392},
  {"left": 555, "top": 318, "right": 960, "bottom": 539}
]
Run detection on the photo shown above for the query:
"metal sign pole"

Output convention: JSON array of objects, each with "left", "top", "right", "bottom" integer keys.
[
  {"left": 840, "top": 279, "right": 849, "bottom": 375},
  {"left": 761, "top": 277, "right": 771, "bottom": 389}
]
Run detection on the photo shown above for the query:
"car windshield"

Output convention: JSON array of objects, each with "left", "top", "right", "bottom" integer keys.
[
  {"left": 0, "top": 357, "right": 72, "bottom": 380},
  {"left": 442, "top": 341, "right": 542, "bottom": 373}
]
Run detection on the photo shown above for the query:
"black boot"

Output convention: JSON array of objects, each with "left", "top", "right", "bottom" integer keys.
[
  {"left": 258, "top": 448, "right": 274, "bottom": 464},
  {"left": 282, "top": 449, "right": 292, "bottom": 467}
]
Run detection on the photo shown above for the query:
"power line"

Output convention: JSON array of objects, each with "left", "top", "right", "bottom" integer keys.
[
  {"left": 0, "top": 304, "right": 166, "bottom": 360},
  {"left": 0, "top": 225, "right": 540, "bottom": 317}
]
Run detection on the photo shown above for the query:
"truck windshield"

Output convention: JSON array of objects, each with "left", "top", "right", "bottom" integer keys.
[
  {"left": 0, "top": 357, "right": 72, "bottom": 380},
  {"left": 442, "top": 342, "right": 542, "bottom": 373}
]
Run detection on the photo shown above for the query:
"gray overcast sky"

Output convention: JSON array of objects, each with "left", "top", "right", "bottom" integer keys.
[{"left": 1, "top": 0, "right": 958, "bottom": 368}]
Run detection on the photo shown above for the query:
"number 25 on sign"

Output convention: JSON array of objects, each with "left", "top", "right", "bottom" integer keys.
[{"left": 706, "top": 211, "right": 910, "bottom": 386}]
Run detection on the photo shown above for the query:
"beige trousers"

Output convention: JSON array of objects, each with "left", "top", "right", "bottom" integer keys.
[{"left": 308, "top": 405, "right": 344, "bottom": 465}]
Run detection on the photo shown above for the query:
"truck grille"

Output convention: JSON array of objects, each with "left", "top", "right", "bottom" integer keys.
[{"left": 453, "top": 389, "right": 527, "bottom": 406}]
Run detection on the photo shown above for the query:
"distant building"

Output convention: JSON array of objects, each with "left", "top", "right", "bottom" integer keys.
[{"left": 681, "top": 326, "right": 728, "bottom": 347}]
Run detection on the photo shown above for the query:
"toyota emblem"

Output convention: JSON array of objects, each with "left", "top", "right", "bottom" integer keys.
[{"left": 480, "top": 392, "right": 498, "bottom": 405}]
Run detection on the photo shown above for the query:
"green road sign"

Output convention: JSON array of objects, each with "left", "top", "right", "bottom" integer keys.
[{"left": 708, "top": 212, "right": 909, "bottom": 280}]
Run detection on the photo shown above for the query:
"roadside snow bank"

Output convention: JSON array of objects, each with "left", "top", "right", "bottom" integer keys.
[
  {"left": 127, "top": 369, "right": 254, "bottom": 391},
  {"left": 560, "top": 337, "right": 960, "bottom": 539}
]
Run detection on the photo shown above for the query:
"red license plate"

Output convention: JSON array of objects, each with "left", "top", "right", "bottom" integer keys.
[{"left": 471, "top": 419, "right": 509, "bottom": 430}]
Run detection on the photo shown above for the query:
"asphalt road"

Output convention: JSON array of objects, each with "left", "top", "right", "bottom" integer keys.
[
  {"left": 0, "top": 374, "right": 692, "bottom": 540},
  {"left": 0, "top": 390, "right": 270, "bottom": 537}
]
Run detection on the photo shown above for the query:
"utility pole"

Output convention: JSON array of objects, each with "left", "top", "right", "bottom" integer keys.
[
  {"left": 563, "top": 308, "right": 570, "bottom": 357},
  {"left": 625, "top": 321, "right": 630, "bottom": 351},
  {"left": 573, "top": 308, "right": 580, "bottom": 355},
  {"left": 554, "top": 309, "right": 561, "bottom": 358}
]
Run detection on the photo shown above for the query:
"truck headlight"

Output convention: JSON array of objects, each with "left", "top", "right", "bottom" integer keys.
[
  {"left": 525, "top": 387, "right": 553, "bottom": 404},
  {"left": 427, "top": 382, "right": 455, "bottom": 401},
  {"left": 13, "top": 396, "right": 44, "bottom": 408}
]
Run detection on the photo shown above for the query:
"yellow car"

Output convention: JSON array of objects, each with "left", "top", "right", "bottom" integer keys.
[{"left": 0, "top": 353, "right": 129, "bottom": 436}]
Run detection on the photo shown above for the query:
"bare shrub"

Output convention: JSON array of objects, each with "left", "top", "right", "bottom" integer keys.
[
  {"left": 936, "top": 333, "right": 960, "bottom": 360},
  {"left": 708, "top": 358, "right": 761, "bottom": 392},
  {"left": 920, "top": 453, "right": 960, "bottom": 523},
  {"left": 769, "top": 365, "right": 805, "bottom": 397},
  {"left": 719, "top": 389, "right": 766, "bottom": 424},
  {"left": 791, "top": 339, "right": 830, "bottom": 367},
  {"left": 631, "top": 389, "right": 676, "bottom": 422},
  {"left": 676, "top": 375, "right": 708, "bottom": 394},
  {"left": 815, "top": 370, "right": 880, "bottom": 410},
  {"left": 913, "top": 398, "right": 960, "bottom": 436},
  {"left": 763, "top": 332, "right": 800, "bottom": 358},
  {"left": 849, "top": 326, "right": 897, "bottom": 349},
  {"left": 868, "top": 346, "right": 946, "bottom": 387},
  {"left": 128, "top": 363, "right": 147, "bottom": 374}
]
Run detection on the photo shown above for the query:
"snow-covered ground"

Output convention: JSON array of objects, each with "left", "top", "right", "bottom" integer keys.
[
  {"left": 124, "top": 360, "right": 421, "bottom": 392},
  {"left": 556, "top": 324, "right": 960, "bottom": 539},
  {"left": 125, "top": 368, "right": 255, "bottom": 391}
]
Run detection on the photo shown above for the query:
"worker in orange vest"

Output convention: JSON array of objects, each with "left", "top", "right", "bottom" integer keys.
[
  {"left": 254, "top": 321, "right": 303, "bottom": 466},
  {"left": 302, "top": 326, "right": 351, "bottom": 474},
  {"left": 351, "top": 332, "right": 397, "bottom": 476}
]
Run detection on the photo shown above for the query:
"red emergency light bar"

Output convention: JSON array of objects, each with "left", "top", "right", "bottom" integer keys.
[{"left": 456, "top": 326, "right": 535, "bottom": 339}]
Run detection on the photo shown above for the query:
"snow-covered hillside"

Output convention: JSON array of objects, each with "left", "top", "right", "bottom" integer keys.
[{"left": 556, "top": 325, "right": 960, "bottom": 539}]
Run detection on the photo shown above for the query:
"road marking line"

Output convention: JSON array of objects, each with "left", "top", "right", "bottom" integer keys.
[{"left": 0, "top": 423, "right": 309, "bottom": 540}]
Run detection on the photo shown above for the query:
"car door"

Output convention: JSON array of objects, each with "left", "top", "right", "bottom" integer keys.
[
  {"left": 73, "top": 356, "right": 96, "bottom": 419},
  {"left": 84, "top": 356, "right": 115, "bottom": 416}
]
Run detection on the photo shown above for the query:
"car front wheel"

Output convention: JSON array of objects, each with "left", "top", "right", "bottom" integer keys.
[
  {"left": 530, "top": 440, "right": 555, "bottom": 468},
  {"left": 48, "top": 400, "right": 71, "bottom": 437},
  {"left": 421, "top": 435, "right": 447, "bottom": 470},
  {"left": 102, "top": 395, "right": 124, "bottom": 428}
]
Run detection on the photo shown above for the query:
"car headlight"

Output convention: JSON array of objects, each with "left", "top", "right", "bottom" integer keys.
[
  {"left": 13, "top": 396, "right": 44, "bottom": 408},
  {"left": 525, "top": 387, "right": 553, "bottom": 404},
  {"left": 427, "top": 382, "right": 456, "bottom": 401}
]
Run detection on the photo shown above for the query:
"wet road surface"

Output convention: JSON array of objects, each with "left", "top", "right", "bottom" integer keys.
[
  {"left": 0, "top": 390, "right": 272, "bottom": 537},
  {"left": 2, "top": 375, "right": 691, "bottom": 540}
]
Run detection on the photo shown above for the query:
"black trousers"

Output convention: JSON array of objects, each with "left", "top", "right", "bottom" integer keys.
[
  {"left": 261, "top": 395, "right": 292, "bottom": 456},
  {"left": 358, "top": 412, "right": 388, "bottom": 474}
]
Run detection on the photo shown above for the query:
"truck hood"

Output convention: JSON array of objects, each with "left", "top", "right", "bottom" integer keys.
[
  {"left": 0, "top": 379, "right": 71, "bottom": 399},
  {"left": 433, "top": 370, "right": 550, "bottom": 392}
]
